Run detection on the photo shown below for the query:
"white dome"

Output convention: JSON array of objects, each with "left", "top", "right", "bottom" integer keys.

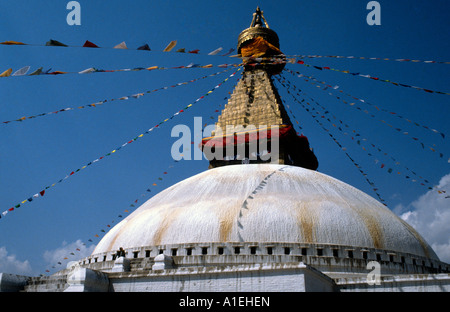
[{"left": 92, "top": 164, "right": 438, "bottom": 260}]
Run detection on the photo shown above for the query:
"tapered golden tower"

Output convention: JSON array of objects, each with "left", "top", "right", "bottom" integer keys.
[{"left": 202, "top": 7, "right": 318, "bottom": 170}]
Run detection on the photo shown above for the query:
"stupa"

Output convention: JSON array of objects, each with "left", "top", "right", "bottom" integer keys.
[{"left": 3, "top": 7, "right": 448, "bottom": 293}]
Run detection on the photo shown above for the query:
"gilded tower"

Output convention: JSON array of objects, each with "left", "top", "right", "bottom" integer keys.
[{"left": 201, "top": 7, "right": 318, "bottom": 170}]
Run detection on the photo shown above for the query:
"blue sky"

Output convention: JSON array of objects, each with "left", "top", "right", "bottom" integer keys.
[{"left": 0, "top": 0, "right": 449, "bottom": 276}]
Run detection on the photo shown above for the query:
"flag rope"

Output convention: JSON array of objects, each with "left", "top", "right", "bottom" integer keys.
[
  {"left": 2, "top": 68, "right": 232, "bottom": 124},
  {"left": 0, "top": 66, "right": 242, "bottom": 220}
]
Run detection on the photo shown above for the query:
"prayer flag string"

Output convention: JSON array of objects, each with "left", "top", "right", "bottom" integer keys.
[
  {"left": 0, "top": 66, "right": 242, "bottom": 221},
  {"left": 2, "top": 68, "right": 232, "bottom": 125},
  {"left": 284, "top": 68, "right": 447, "bottom": 161},
  {"left": 284, "top": 68, "right": 446, "bottom": 139},
  {"left": 278, "top": 74, "right": 446, "bottom": 196},
  {"left": 0, "top": 39, "right": 236, "bottom": 58},
  {"left": 41, "top": 93, "right": 237, "bottom": 275},
  {"left": 274, "top": 76, "right": 387, "bottom": 204},
  {"left": 285, "top": 54, "right": 450, "bottom": 65},
  {"left": 294, "top": 60, "right": 450, "bottom": 96},
  {"left": 236, "top": 166, "right": 289, "bottom": 242},
  {"left": 3, "top": 39, "right": 448, "bottom": 66},
  {"left": 276, "top": 79, "right": 386, "bottom": 203},
  {"left": 0, "top": 62, "right": 239, "bottom": 79}
]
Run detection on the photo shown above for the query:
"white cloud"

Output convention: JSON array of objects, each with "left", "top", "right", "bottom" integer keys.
[
  {"left": 43, "top": 239, "right": 96, "bottom": 270},
  {"left": 0, "top": 246, "right": 33, "bottom": 275},
  {"left": 397, "top": 173, "right": 450, "bottom": 263}
]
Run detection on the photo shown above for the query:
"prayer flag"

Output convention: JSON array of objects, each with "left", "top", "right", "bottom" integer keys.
[
  {"left": 163, "top": 40, "right": 177, "bottom": 52},
  {"left": 47, "top": 71, "right": 66, "bottom": 75},
  {"left": 221, "top": 48, "right": 234, "bottom": 56},
  {"left": 1, "top": 40, "right": 26, "bottom": 45},
  {"left": 12, "top": 66, "right": 30, "bottom": 76},
  {"left": 114, "top": 41, "right": 127, "bottom": 49},
  {"left": 79, "top": 67, "right": 95, "bottom": 74},
  {"left": 83, "top": 40, "right": 99, "bottom": 48},
  {"left": 208, "top": 47, "right": 223, "bottom": 55},
  {"left": 45, "top": 39, "right": 67, "bottom": 47},
  {"left": 29, "top": 67, "right": 43, "bottom": 75},
  {"left": 137, "top": 43, "right": 151, "bottom": 51},
  {"left": 0, "top": 68, "right": 12, "bottom": 77}
]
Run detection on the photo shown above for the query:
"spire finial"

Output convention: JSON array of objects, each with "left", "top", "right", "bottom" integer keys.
[{"left": 250, "top": 6, "right": 270, "bottom": 28}]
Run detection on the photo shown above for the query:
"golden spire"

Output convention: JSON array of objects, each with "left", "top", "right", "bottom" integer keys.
[{"left": 201, "top": 8, "right": 318, "bottom": 170}]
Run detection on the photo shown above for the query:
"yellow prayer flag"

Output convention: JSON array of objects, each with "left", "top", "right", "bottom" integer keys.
[
  {"left": 1, "top": 40, "right": 25, "bottom": 45},
  {"left": 0, "top": 68, "right": 12, "bottom": 77},
  {"left": 163, "top": 40, "right": 177, "bottom": 52}
]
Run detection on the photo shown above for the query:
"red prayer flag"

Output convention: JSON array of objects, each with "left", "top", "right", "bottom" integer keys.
[
  {"left": 47, "top": 71, "right": 66, "bottom": 75},
  {"left": 40, "top": 190, "right": 45, "bottom": 196},
  {"left": 83, "top": 40, "right": 99, "bottom": 48}
]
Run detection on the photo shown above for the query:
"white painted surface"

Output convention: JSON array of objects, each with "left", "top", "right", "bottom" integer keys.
[{"left": 93, "top": 164, "right": 437, "bottom": 260}]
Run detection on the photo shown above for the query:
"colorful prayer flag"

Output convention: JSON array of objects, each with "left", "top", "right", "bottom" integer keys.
[
  {"left": 163, "top": 40, "right": 177, "bottom": 52},
  {"left": 137, "top": 44, "right": 151, "bottom": 51},
  {"left": 45, "top": 39, "right": 67, "bottom": 47},
  {"left": 113, "top": 41, "right": 127, "bottom": 49},
  {"left": 83, "top": 40, "right": 99, "bottom": 48}
]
